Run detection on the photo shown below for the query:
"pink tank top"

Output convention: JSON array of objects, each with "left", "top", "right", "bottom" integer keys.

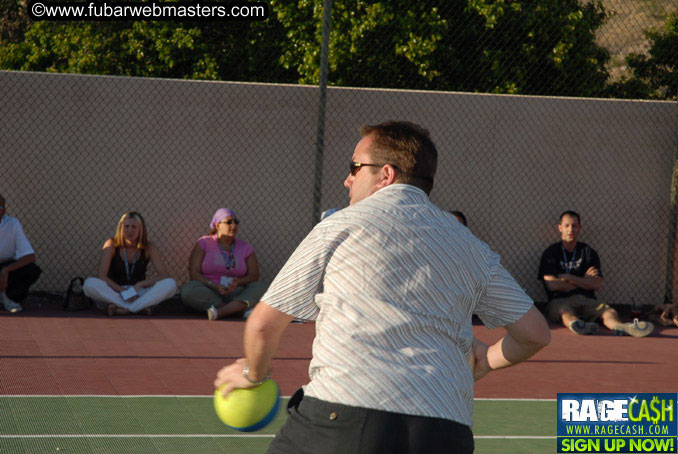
[{"left": 198, "top": 235, "right": 254, "bottom": 284}]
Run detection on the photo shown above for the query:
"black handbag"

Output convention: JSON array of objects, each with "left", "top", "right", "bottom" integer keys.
[{"left": 63, "top": 277, "right": 91, "bottom": 311}]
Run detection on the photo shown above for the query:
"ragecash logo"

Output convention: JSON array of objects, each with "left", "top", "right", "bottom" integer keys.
[{"left": 557, "top": 393, "right": 677, "bottom": 453}]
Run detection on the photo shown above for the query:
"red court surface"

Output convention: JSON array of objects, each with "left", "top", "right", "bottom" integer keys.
[{"left": 1, "top": 299, "right": 677, "bottom": 398}]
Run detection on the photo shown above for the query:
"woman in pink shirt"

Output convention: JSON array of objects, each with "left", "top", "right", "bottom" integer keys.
[{"left": 180, "top": 208, "right": 267, "bottom": 320}]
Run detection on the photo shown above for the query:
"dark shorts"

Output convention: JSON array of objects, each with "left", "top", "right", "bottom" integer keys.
[
  {"left": 1, "top": 260, "right": 41, "bottom": 302},
  {"left": 268, "top": 388, "right": 474, "bottom": 454}
]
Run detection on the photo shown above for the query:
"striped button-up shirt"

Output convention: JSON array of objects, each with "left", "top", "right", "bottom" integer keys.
[{"left": 262, "top": 184, "right": 532, "bottom": 426}]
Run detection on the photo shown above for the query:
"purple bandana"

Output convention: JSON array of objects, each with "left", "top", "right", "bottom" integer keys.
[{"left": 210, "top": 208, "right": 237, "bottom": 229}]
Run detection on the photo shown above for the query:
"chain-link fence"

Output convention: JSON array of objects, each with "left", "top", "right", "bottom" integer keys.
[
  {"left": 320, "top": 89, "right": 676, "bottom": 307},
  {"left": 1, "top": 0, "right": 677, "bottom": 307},
  {"left": 2, "top": 72, "right": 322, "bottom": 294}
]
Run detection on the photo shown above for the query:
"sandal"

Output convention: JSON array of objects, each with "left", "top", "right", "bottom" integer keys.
[
  {"left": 648, "top": 304, "right": 675, "bottom": 327},
  {"left": 658, "top": 310, "right": 674, "bottom": 327},
  {"left": 107, "top": 304, "right": 132, "bottom": 316}
]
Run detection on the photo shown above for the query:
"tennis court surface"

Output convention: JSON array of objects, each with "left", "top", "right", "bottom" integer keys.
[{"left": 2, "top": 300, "right": 677, "bottom": 453}]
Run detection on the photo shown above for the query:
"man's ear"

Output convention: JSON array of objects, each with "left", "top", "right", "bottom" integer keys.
[{"left": 377, "top": 164, "right": 398, "bottom": 188}]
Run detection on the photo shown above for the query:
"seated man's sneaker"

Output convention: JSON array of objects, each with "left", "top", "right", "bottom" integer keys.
[
  {"left": 568, "top": 319, "right": 598, "bottom": 335},
  {"left": 613, "top": 318, "right": 654, "bottom": 338},
  {"left": 2, "top": 295, "right": 23, "bottom": 313}
]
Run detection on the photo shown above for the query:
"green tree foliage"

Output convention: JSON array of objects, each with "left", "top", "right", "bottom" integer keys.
[
  {"left": 465, "top": 0, "right": 609, "bottom": 96},
  {"left": 1, "top": 0, "right": 611, "bottom": 96},
  {"left": 1, "top": 21, "right": 216, "bottom": 78},
  {"left": 0, "top": 12, "right": 294, "bottom": 82},
  {"left": 1, "top": 0, "right": 31, "bottom": 44},
  {"left": 607, "top": 11, "right": 678, "bottom": 100},
  {"left": 272, "top": 0, "right": 610, "bottom": 96},
  {"left": 273, "top": 0, "right": 451, "bottom": 88}
]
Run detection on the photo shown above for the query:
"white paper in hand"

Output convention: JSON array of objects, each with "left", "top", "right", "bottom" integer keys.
[
  {"left": 220, "top": 276, "right": 233, "bottom": 287},
  {"left": 121, "top": 287, "right": 138, "bottom": 301}
]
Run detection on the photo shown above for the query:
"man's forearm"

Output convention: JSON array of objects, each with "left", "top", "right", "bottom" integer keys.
[
  {"left": 1, "top": 254, "right": 35, "bottom": 272},
  {"left": 244, "top": 328, "right": 280, "bottom": 381},
  {"left": 479, "top": 306, "right": 551, "bottom": 376},
  {"left": 560, "top": 274, "right": 602, "bottom": 291},
  {"left": 486, "top": 332, "right": 546, "bottom": 370},
  {"left": 544, "top": 276, "right": 577, "bottom": 292},
  {"left": 213, "top": 303, "right": 294, "bottom": 394},
  {"left": 243, "top": 303, "right": 294, "bottom": 381}
]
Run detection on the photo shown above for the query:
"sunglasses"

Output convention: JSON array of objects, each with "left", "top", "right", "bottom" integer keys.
[
  {"left": 350, "top": 161, "right": 399, "bottom": 176},
  {"left": 219, "top": 219, "right": 240, "bottom": 226}
]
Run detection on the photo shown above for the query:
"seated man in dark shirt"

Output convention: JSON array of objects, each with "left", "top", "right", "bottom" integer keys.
[{"left": 538, "top": 211, "right": 653, "bottom": 337}]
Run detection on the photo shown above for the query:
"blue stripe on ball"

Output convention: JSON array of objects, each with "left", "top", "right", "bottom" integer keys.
[{"left": 232, "top": 390, "right": 281, "bottom": 432}]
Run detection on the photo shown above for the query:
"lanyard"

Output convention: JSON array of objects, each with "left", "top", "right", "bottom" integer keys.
[
  {"left": 561, "top": 245, "right": 578, "bottom": 273},
  {"left": 218, "top": 241, "right": 236, "bottom": 270},
  {"left": 122, "top": 248, "right": 139, "bottom": 283}
]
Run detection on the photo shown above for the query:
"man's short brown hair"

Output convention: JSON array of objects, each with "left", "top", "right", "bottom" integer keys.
[
  {"left": 360, "top": 121, "right": 438, "bottom": 195},
  {"left": 559, "top": 210, "right": 581, "bottom": 224}
]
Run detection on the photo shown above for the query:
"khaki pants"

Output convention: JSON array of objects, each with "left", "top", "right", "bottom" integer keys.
[{"left": 546, "top": 294, "right": 611, "bottom": 323}]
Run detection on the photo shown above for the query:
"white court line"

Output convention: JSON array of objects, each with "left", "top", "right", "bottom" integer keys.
[
  {"left": 1, "top": 396, "right": 556, "bottom": 440},
  {"left": 0, "top": 435, "right": 555, "bottom": 439}
]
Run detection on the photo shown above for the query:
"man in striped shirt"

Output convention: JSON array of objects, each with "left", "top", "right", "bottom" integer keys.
[{"left": 215, "top": 121, "right": 551, "bottom": 453}]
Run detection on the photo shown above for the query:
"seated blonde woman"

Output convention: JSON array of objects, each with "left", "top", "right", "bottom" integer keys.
[
  {"left": 83, "top": 212, "right": 177, "bottom": 316},
  {"left": 181, "top": 208, "right": 267, "bottom": 320}
]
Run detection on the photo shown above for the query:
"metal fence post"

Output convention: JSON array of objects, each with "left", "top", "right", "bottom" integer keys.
[
  {"left": 312, "top": 0, "right": 333, "bottom": 225},
  {"left": 663, "top": 136, "right": 678, "bottom": 307}
]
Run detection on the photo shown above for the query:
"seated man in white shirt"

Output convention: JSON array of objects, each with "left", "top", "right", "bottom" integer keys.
[{"left": 0, "top": 194, "right": 42, "bottom": 313}]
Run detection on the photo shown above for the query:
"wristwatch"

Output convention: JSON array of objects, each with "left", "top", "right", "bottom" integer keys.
[{"left": 242, "top": 365, "right": 270, "bottom": 385}]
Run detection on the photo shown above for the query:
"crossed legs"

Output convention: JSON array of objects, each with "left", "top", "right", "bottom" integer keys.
[
  {"left": 83, "top": 277, "right": 177, "bottom": 315},
  {"left": 180, "top": 280, "right": 268, "bottom": 320}
]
